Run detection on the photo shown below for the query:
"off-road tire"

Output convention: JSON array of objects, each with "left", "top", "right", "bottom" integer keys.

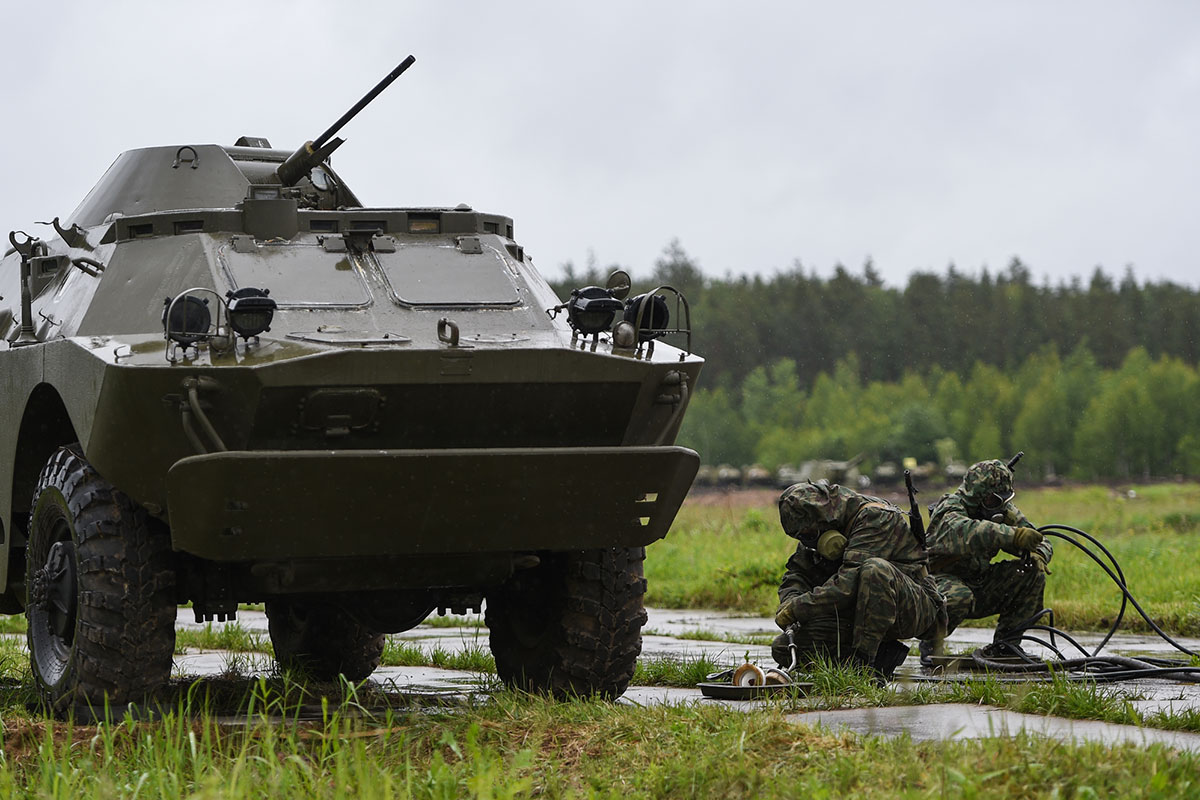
[
  {"left": 486, "top": 546, "right": 647, "bottom": 699},
  {"left": 26, "top": 446, "right": 176, "bottom": 713},
  {"left": 265, "top": 601, "right": 385, "bottom": 681}
]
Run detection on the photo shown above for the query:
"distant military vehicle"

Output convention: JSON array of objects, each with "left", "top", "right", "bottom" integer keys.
[
  {"left": 0, "top": 57, "right": 701, "bottom": 711},
  {"left": 742, "top": 464, "right": 774, "bottom": 487},
  {"left": 793, "top": 454, "right": 865, "bottom": 487},
  {"left": 872, "top": 461, "right": 901, "bottom": 486}
]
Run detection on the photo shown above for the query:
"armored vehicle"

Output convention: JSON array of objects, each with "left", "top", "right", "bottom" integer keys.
[{"left": 0, "top": 58, "right": 701, "bottom": 710}]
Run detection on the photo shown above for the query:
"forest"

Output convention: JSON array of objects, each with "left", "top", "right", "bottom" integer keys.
[{"left": 551, "top": 242, "right": 1200, "bottom": 480}]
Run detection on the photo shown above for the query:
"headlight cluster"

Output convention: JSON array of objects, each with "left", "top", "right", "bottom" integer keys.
[
  {"left": 550, "top": 269, "right": 676, "bottom": 348},
  {"left": 162, "top": 286, "right": 277, "bottom": 360}
]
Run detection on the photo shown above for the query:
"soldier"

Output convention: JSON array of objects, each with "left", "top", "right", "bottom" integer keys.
[
  {"left": 922, "top": 458, "right": 1051, "bottom": 660},
  {"left": 771, "top": 480, "right": 944, "bottom": 682}
]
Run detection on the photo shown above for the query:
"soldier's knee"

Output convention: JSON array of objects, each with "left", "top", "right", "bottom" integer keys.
[
  {"left": 859, "top": 557, "right": 894, "bottom": 580},
  {"left": 1011, "top": 562, "right": 1046, "bottom": 593}
]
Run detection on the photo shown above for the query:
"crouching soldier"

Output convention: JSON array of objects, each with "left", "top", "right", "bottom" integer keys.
[
  {"left": 922, "top": 457, "right": 1051, "bottom": 661},
  {"left": 771, "top": 481, "right": 944, "bottom": 682}
]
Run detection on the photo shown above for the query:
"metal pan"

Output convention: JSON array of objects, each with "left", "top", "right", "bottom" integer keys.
[{"left": 697, "top": 681, "right": 812, "bottom": 700}]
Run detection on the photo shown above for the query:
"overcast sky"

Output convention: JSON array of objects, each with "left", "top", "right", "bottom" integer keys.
[{"left": 2, "top": 1, "right": 1198, "bottom": 289}]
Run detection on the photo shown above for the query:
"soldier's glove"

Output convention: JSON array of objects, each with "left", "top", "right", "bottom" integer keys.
[
  {"left": 1010, "top": 526, "right": 1043, "bottom": 552},
  {"left": 775, "top": 597, "right": 802, "bottom": 630},
  {"left": 1028, "top": 551, "right": 1052, "bottom": 575}
]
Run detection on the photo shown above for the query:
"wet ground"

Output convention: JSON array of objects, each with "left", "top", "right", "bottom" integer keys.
[{"left": 165, "top": 606, "right": 1200, "bottom": 749}]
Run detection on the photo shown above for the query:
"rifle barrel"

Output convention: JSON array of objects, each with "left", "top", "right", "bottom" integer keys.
[
  {"left": 314, "top": 55, "right": 416, "bottom": 149},
  {"left": 904, "top": 469, "right": 927, "bottom": 547}
]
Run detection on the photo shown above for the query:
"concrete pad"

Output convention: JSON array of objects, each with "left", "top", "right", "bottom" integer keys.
[{"left": 787, "top": 703, "right": 1200, "bottom": 752}]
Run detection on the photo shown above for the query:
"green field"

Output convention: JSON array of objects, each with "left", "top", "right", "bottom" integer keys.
[{"left": 648, "top": 482, "right": 1200, "bottom": 634}]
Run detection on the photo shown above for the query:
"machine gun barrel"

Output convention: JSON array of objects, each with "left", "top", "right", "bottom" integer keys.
[
  {"left": 904, "top": 469, "right": 927, "bottom": 549},
  {"left": 276, "top": 55, "right": 417, "bottom": 187},
  {"left": 314, "top": 55, "right": 416, "bottom": 149},
  {"left": 1007, "top": 451, "right": 1025, "bottom": 470}
]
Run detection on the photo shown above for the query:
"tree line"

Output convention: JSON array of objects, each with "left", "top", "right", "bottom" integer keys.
[
  {"left": 554, "top": 241, "right": 1199, "bottom": 390},
  {"left": 552, "top": 242, "right": 1200, "bottom": 479}
]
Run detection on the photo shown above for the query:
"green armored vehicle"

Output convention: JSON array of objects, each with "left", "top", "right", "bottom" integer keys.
[{"left": 0, "top": 58, "right": 701, "bottom": 711}]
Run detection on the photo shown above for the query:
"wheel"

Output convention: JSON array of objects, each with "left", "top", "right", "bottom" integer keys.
[
  {"left": 732, "top": 662, "right": 766, "bottom": 686},
  {"left": 26, "top": 446, "right": 176, "bottom": 712},
  {"left": 266, "top": 600, "right": 385, "bottom": 681},
  {"left": 485, "top": 547, "right": 647, "bottom": 699}
]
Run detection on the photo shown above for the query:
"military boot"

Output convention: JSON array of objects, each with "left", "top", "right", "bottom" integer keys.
[
  {"left": 918, "top": 639, "right": 935, "bottom": 667},
  {"left": 977, "top": 638, "right": 1038, "bottom": 663},
  {"left": 846, "top": 648, "right": 891, "bottom": 686},
  {"left": 872, "top": 640, "right": 911, "bottom": 680}
]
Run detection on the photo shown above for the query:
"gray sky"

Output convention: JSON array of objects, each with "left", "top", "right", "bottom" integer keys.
[{"left": 2, "top": 1, "right": 1198, "bottom": 288}]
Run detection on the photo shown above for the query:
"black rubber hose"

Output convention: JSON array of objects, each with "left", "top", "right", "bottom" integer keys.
[
  {"left": 1003, "top": 607, "right": 1060, "bottom": 653},
  {"left": 1039, "top": 524, "right": 1128, "bottom": 655},
  {"left": 970, "top": 651, "right": 1200, "bottom": 683},
  {"left": 1036, "top": 528, "right": 1125, "bottom": 655},
  {"left": 1021, "top": 633, "right": 1069, "bottom": 661},
  {"left": 1040, "top": 528, "right": 1198, "bottom": 659},
  {"left": 1023, "top": 624, "right": 1092, "bottom": 659}
]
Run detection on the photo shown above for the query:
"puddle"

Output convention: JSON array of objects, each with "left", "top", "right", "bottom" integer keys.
[{"left": 787, "top": 703, "right": 1200, "bottom": 752}]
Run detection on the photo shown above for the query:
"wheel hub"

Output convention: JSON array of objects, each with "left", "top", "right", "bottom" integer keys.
[{"left": 34, "top": 540, "right": 77, "bottom": 642}]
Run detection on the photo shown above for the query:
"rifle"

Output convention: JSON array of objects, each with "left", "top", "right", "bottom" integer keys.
[{"left": 904, "top": 469, "right": 926, "bottom": 549}]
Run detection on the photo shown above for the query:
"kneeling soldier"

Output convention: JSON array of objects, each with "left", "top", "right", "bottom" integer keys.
[
  {"left": 922, "top": 458, "right": 1050, "bottom": 660},
  {"left": 771, "top": 481, "right": 944, "bottom": 682}
]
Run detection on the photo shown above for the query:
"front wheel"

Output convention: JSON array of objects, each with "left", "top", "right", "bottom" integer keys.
[
  {"left": 26, "top": 446, "right": 176, "bottom": 712},
  {"left": 486, "top": 547, "right": 647, "bottom": 699}
]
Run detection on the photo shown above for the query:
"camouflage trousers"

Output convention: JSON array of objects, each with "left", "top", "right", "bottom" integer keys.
[
  {"left": 772, "top": 557, "right": 941, "bottom": 667},
  {"left": 934, "top": 559, "right": 1046, "bottom": 640}
]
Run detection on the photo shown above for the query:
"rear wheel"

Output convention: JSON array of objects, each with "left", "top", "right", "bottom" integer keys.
[
  {"left": 486, "top": 547, "right": 647, "bottom": 699},
  {"left": 266, "top": 600, "right": 385, "bottom": 681},
  {"left": 26, "top": 446, "right": 176, "bottom": 713}
]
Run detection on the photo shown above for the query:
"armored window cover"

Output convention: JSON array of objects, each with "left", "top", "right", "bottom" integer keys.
[
  {"left": 219, "top": 242, "right": 371, "bottom": 308},
  {"left": 374, "top": 243, "right": 521, "bottom": 306}
]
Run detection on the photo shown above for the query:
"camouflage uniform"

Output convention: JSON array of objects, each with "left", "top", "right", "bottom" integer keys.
[
  {"left": 925, "top": 460, "right": 1052, "bottom": 642},
  {"left": 771, "top": 481, "right": 943, "bottom": 673}
]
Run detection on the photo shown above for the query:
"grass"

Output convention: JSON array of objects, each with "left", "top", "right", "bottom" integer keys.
[
  {"left": 651, "top": 481, "right": 1200, "bottom": 634},
  {"left": 0, "top": 686, "right": 1196, "bottom": 798},
  {"left": 175, "top": 622, "right": 270, "bottom": 654},
  {"left": 643, "top": 627, "right": 776, "bottom": 646},
  {"left": 421, "top": 614, "right": 485, "bottom": 629},
  {"left": 631, "top": 652, "right": 729, "bottom": 687},
  {"left": 381, "top": 640, "right": 497, "bottom": 673}
]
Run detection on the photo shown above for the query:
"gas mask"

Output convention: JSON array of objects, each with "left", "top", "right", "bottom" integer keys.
[
  {"left": 982, "top": 489, "right": 1015, "bottom": 520},
  {"left": 813, "top": 530, "right": 848, "bottom": 562}
]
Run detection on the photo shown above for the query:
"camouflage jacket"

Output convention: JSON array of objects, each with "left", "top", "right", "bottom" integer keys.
[
  {"left": 778, "top": 545, "right": 839, "bottom": 605},
  {"left": 777, "top": 483, "right": 941, "bottom": 616},
  {"left": 926, "top": 492, "right": 1053, "bottom": 579}
]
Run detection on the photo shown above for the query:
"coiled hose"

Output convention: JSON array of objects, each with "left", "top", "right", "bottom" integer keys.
[{"left": 968, "top": 524, "right": 1200, "bottom": 682}]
